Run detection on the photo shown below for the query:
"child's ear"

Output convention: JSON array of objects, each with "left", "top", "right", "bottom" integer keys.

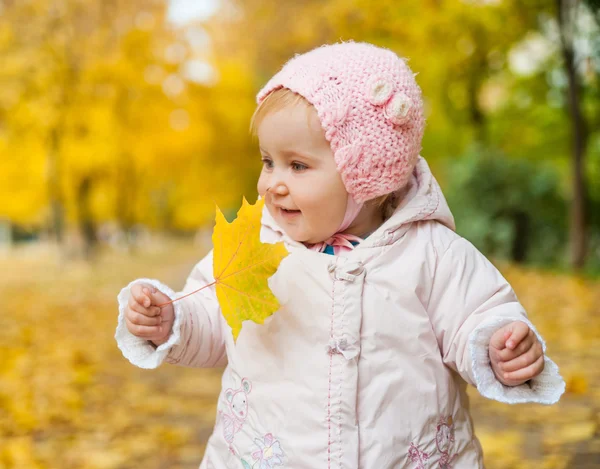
[
  {"left": 242, "top": 378, "right": 252, "bottom": 394},
  {"left": 225, "top": 389, "right": 234, "bottom": 402}
]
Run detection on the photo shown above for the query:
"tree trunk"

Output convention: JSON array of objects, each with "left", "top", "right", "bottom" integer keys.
[
  {"left": 511, "top": 211, "right": 530, "bottom": 263},
  {"left": 116, "top": 151, "right": 137, "bottom": 251},
  {"left": 47, "top": 126, "right": 65, "bottom": 245},
  {"left": 466, "top": 55, "right": 488, "bottom": 145},
  {"left": 557, "top": 0, "right": 589, "bottom": 270},
  {"left": 76, "top": 175, "right": 98, "bottom": 260}
]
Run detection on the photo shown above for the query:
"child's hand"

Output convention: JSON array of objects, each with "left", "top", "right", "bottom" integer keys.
[
  {"left": 489, "top": 321, "right": 545, "bottom": 387},
  {"left": 126, "top": 283, "right": 175, "bottom": 346}
]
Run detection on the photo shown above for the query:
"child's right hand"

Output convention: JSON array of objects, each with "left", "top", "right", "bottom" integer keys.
[{"left": 126, "top": 283, "right": 175, "bottom": 346}]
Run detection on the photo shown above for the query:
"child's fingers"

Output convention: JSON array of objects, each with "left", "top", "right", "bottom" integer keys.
[
  {"left": 500, "top": 341, "right": 543, "bottom": 372},
  {"left": 498, "top": 332, "right": 534, "bottom": 361},
  {"left": 505, "top": 321, "right": 530, "bottom": 350},
  {"left": 125, "top": 317, "right": 162, "bottom": 338},
  {"left": 128, "top": 310, "right": 163, "bottom": 327},
  {"left": 128, "top": 297, "right": 161, "bottom": 317},
  {"left": 127, "top": 297, "right": 148, "bottom": 315},
  {"left": 148, "top": 288, "right": 169, "bottom": 307},
  {"left": 131, "top": 286, "right": 152, "bottom": 308},
  {"left": 502, "top": 355, "right": 545, "bottom": 383},
  {"left": 489, "top": 327, "right": 511, "bottom": 350}
]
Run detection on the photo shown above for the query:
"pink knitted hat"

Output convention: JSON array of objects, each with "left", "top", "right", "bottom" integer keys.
[{"left": 256, "top": 41, "right": 425, "bottom": 204}]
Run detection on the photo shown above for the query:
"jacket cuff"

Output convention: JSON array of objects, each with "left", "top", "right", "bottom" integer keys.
[
  {"left": 469, "top": 316, "right": 565, "bottom": 404},
  {"left": 115, "top": 278, "right": 183, "bottom": 369}
]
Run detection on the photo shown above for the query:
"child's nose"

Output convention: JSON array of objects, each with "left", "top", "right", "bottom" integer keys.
[
  {"left": 266, "top": 175, "right": 289, "bottom": 195},
  {"left": 271, "top": 182, "right": 289, "bottom": 196}
]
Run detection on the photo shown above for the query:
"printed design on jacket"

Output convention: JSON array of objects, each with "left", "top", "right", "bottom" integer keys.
[
  {"left": 242, "top": 433, "right": 285, "bottom": 468},
  {"left": 408, "top": 416, "right": 457, "bottom": 468},
  {"left": 220, "top": 377, "right": 252, "bottom": 455},
  {"left": 408, "top": 442, "right": 430, "bottom": 468},
  {"left": 219, "top": 377, "right": 286, "bottom": 468},
  {"left": 435, "top": 416, "right": 456, "bottom": 468}
]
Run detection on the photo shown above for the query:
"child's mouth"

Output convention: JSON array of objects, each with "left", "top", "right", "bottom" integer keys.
[{"left": 279, "top": 207, "right": 301, "bottom": 219}]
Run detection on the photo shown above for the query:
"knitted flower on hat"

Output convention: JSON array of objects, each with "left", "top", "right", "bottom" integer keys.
[{"left": 256, "top": 41, "right": 425, "bottom": 204}]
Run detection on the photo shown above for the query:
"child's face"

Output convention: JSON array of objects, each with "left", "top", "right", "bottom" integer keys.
[{"left": 256, "top": 102, "right": 348, "bottom": 244}]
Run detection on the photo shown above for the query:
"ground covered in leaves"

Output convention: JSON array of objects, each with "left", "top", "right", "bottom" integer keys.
[{"left": 1, "top": 240, "right": 598, "bottom": 469}]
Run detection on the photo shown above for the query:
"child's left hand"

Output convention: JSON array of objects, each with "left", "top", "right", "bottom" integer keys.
[{"left": 489, "top": 321, "right": 545, "bottom": 387}]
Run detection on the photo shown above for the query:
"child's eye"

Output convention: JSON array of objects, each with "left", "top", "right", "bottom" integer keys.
[
  {"left": 291, "top": 162, "right": 308, "bottom": 172},
  {"left": 261, "top": 157, "right": 273, "bottom": 169}
]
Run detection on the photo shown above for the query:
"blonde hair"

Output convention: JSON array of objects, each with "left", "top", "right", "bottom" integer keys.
[
  {"left": 250, "top": 88, "right": 309, "bottom": 137},
  {"left": 371, "top": 193, "right": 400, "bottom": 221},
  {"left": 250, "top": 88, "right": 402, "bottom": 221}
]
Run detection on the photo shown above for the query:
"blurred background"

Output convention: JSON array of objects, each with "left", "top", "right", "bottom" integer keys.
[{"left": 0, "top": 0, "right": 599, "bottom": 468}]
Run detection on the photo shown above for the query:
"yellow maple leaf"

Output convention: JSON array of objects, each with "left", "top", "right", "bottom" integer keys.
[{"left": 212, "top": 197, "right": 288, "bottom": 341}]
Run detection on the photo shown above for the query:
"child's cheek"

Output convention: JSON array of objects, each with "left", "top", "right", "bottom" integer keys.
[
  {"left": 256, "top": 180, "right": 266, "bottom": 197},
  {"left": 264, "top": 204, "right": 277, "bottom": 220}
]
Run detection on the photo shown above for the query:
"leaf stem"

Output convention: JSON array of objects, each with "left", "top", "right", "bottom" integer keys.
[{"left": 156, "top": 280, "right": 217, "bottom": 307}]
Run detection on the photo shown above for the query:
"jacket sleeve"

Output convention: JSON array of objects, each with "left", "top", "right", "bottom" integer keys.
[
  {"left": 426, "top": 237, "right": 565, "bottom": 404},
  {"left": 115, "top": 250, "right": 227, "bottom": 370}
]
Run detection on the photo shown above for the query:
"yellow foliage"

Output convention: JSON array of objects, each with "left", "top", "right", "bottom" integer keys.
[{"left": 564, "top": 372, "right": 589, "bottom": 395}]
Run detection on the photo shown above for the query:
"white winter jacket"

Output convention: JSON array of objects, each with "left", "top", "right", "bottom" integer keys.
[{"left": 116, "top": 158, "right": 564, "bottom": 469}]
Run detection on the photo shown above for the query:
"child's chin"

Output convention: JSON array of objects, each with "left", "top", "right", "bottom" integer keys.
[{"left": 283, "top": 228, "right": 310, "bottom": 244}]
